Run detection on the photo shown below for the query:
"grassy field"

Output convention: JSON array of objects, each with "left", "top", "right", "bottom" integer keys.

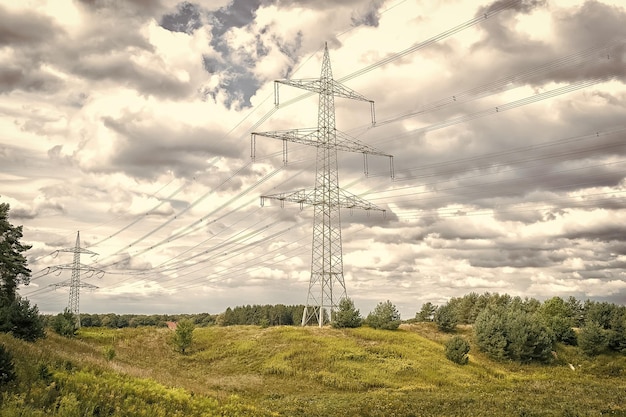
[{"left": 2, "top": 323, "right": 625, "bottom": 416}]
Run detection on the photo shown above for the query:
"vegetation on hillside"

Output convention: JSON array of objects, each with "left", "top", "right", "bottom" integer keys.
[
  {"left": 417, "top": 292, "right": 626, "bottom": 359},
  {"left": 1, "top": 323, "right": 625, "bottom": 416}
]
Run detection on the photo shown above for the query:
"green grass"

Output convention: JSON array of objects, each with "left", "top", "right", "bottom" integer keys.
[{"left": 2, "top": 323, "right": 625, "bottom": 416}]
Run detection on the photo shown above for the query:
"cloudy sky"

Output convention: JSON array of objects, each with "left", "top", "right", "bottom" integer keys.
[{"left": 2, "top": 0, "right": 626, "bottom": 318}]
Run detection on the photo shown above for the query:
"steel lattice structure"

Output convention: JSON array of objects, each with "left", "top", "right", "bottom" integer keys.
[
  {"left": 252, "top": 44, "right": 393, "bottom": 326},
  {"left": 51, "top": 231, "right": 103, "bottom": 327}
]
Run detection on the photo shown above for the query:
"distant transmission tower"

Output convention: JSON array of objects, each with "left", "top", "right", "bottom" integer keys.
[
  {"left": 51, "top": 231, "right": 103, "bottom": 327},
  {"left": 252, "top": 43, "right": 393, "bottom": 326}
]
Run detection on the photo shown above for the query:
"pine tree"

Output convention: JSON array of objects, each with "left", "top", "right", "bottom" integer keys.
[
  {"left": 332, "top": 297, "right": 362, "bottom": 328},
  {"left": 0, "top": 203, "right": 44, "bottom": 342}
]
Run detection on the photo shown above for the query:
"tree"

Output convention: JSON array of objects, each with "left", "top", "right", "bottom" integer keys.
[
  {"left": 434, "top": 302, "right": 458, "bottom": 332},
  {"left": 445, "top": 336, "right": 470, "bottom": 365},
  {"left": 173, "top": 319, "right": 194, "bottom": 354},
  {"left": 0, "top": 204, "right": 45, "bottom": 342},
  {"left": 578, "top": 321, "right": 608, "bottom": 357},
  {"left": 366, "top": 300, "right": 401, "bottom": 330},
  {"left": 52, "top": 308, "right": 78, "bottom": 338},
  {"left": 332, "top": 297, "right": 362, "bottom": 328},
  {"left": 474, "top": 305, "right": 554, "bottom": 363},
  {"left": 539, "top": 297, "right": 577, "bottom": 345},
  {"left": 0, "top": 296, "right": 45, "bottom": 342},
  {"left": 0, "top": 344, "right": 16, "bottom": 386},
  {"left": 416, "top": 302, "right": 437, "bottom": 322},
  {"left": 474, "top": 305, "right": 509, "bottom": 360},
  {"left": 0, "top": 203, "right": 31, "bottom": 302}
]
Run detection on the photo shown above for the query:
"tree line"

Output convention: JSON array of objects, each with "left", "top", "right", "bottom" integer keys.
[
  {"left": 42, "top": 312, "right": 218, "bottom": 329},
  {"left": 416, "top": 292, "right": 626, "bottom": 361}
]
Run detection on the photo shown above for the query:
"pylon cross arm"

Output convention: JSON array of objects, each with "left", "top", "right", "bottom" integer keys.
[
  {"left": 252, "top": 128, "right": 390, "bottom": 157},
  {"left": 261, "top": 188, "right": 385, "bottom": 213},
  {"left": 58, "top": 247, "right": 98, "bottom": 256},
  {"left": 252, "top": 128, "right": 318, "bottom": 145},
  {"left": 51, "top": 281, "right": 99, "bottom": 289},
  {"left": 261, "top": 189, "right": 315, "bottom": 208},
  {"left": 329, "top": 80, "right": 371, "bottom": 102},
  {"left": 337, "top": 189, "right": 386, "bottom": 212},
  {"left": 334, "top": 130, "right": 391, "bottom": 157},
  {"left": 275, "top": 79, "right": 371, "bottom": 103},
  {"left": 51, "top": 264, "right": 104, "bottom": 273}
]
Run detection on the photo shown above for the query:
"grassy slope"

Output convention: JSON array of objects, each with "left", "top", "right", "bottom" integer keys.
[{"left": 2, "top": 323, "right": 626, "bottom": 416}]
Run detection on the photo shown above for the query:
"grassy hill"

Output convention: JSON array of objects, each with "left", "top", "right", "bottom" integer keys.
[{"left": 2, "top": 323, "right": 625, "bottom": 416}]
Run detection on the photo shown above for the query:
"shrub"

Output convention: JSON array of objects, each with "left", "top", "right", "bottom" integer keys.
[
  {"left": 415, "top": 302, "right": 437, "bottom": 322},
  {"left": 52, "top": 308, "right": 78, "bottom": 338},
  {"left": 103, "top": 346, "right": 116, "bottom": 361},
  {"left": 474, "top": 305, "right": 554, "bottom": 363},
  {"left": 366, "top": 300, "right": 401, "bottom": 330},
  {"left": 332, "top": 297, "right": 362, "bottom": 328},
  {"left": 445, "top": 336, "right": 470, "bottom": 365},
  {"left": 434, "top": 303, "right": 458, "bottom": 332},
  {"left": 0, "top": 344, "right": 16, "bottom": 386},
  {"left": 0, "top": 297, "right": 45, "bottom": 342},
  {"left": 539, "top": 297, "right": 577, "bottom": 345},
  {"left": 173, "top": 319, "right": 195, "bottom": 354},
  {"left": 578, "top": 321, "right": 608, "bottom": 357},
  {"left": 37, "top": 362, "right": 53, "bottom": 383}
]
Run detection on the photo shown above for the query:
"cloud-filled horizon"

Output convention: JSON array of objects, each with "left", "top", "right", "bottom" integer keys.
[{"left": 2, "top": 0, "right": 626, "bottom": 318}]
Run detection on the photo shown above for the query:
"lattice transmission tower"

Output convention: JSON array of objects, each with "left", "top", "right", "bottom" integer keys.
[
  {"left": 51, "top": 231, "right": 103, "bottom": 327},
  {"left": 252, "top": 43, "right": 393, "bottom": 326}
]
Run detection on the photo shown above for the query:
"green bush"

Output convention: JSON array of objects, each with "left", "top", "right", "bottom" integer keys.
[
  {"left": 539, "top": 297, "right": 577, "bottom": 345},
  {"left": 415, "top": 302, "right": 437, "bottom": 322},
  {"left": 366, "top": 300, "right": 401, "bottom": 330},
  {"left": 332, "top": 297, "right": 362, "bottom": 328},
  {"left": 445, "top": 336, "right": 470, "bottom": 365},
  {"left": 0, "top": 344, "right": 16, "bottom": 386},
  {"left": 52, "top": 309, "right": 78, "bottom": 338},
  {"left": 434, "top": 303, "right": 458, "bottom": 332},
  {"left": 0, "top": 297, "right": 45, "bottom": 342},
  {"left": 173, "top": 319, "right": 195, "bottom": 354},
  {"left": 474, "top": 305, "right": 554, "bottom": 363},
  {"left": 578, "top": 321, "right": 608, "bottom": 357},
  {"left": 103, "top": 346, "right": 116, "bottom": 361}
]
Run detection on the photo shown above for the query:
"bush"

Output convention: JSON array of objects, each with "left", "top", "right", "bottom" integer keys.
[
  {"left": 103, "top": 346, "right": 116, "bottom": 361},
  {"left": 445, "top": 336, "right": 470, "bottom": 365},
  {"left": 0, "top": 344, "right": 16, "bottom": 386},
  {"left": 434, "top": 303, "right": 458, "bottom": 332},
  {"left": 366, "top": 300, "right": 401, "bottom": 330},
  {"left": 0, "top": 297, "right": 45, "bottom": 342},
  {"left": 474, "top": 305, "right": 554, "bottom": 363},
  {"left": 539, "top": 297, "right": 577, "bottom": 345},
  {"left": 173, "top": 319, "right": 195, "bottom": 354},
  {"left": 332, "top": 298, "right": 362, "bottom": 328},
  {"left": 578, "top": 321, "right": 608, "bottom": 357},
  {"left": 416, "top": 302, "right": 437, "bottom": 322},
  {"left": 52, "top": 309, "right": 78, "bottom": 338}
]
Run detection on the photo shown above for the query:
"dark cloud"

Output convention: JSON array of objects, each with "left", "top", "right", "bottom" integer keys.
[
  {"left": 97, "top": 112, "right": 244, "bottom": 178},
  {"left": 0, "top": 67, "right": 62, "bottom": 94},
  {"left": 351, "top": 0, "right": 384, "bottom": 28},
  {"left": 76, "top": 0, "right": 165, "bottom": 17},
  {"left": 160, "top": 2, "right": 203, "bottom": 34},
  {"left": 10, "top": 201, "right": 66, "bottom": 220},
  {"left": 554, "top": 1, "right": 626, "bottom": 51},
  {"left": 478, "top": 0, "right": 547, "bottom": 16},
  {"left": 0, "top": 4, "right": 61, "bottom": 46},
  {"left": 561, "top": 223, "right": 626, "bottom": 242},
  {"left": 70, "top": 54, "right": 192, "bottom": 99}
]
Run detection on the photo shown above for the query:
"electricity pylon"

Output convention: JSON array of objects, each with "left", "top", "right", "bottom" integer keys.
[
  {"left": 51, "top": 231, "right": 103, "bottom": 327},
  {"left": 252, "top": 43, "right": 393, "bottom": 326}
]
